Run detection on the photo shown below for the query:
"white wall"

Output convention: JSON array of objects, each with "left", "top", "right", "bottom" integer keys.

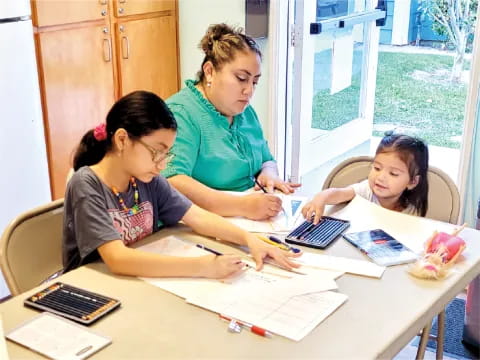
[{"left": 177, "top": 0, "right": 271, "bottom": 139}]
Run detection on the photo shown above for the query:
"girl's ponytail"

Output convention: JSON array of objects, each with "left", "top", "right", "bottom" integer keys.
[{"left": 72, "top": 129, "right": 109, "bottom": 171}]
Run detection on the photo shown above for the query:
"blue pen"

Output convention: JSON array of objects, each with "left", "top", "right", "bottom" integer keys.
[{"left": 268, "top": 236, "right": 301, "bottom": 254}]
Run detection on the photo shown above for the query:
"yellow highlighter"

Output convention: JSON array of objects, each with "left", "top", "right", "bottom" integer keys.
[{"left": 258, "top": 235, "right": 291, "bottom": 251}]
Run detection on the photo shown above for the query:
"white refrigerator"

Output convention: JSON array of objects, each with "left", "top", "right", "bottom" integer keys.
[{"left": 0, "top": 0, "right": 51, "bottom": 234}]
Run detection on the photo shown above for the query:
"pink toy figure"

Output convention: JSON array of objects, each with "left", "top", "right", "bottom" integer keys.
[{"left": 409, "top": 224, "right": 467, "bottom": 280}]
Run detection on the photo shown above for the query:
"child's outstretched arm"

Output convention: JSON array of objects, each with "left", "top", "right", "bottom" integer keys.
[
  {"left": 182, "top": 204, "right": 301, "bottom": 271},
  {"left": 97, "top": 239, "right": 244, "bottom": 279},
  {"left": 301, "top": 187, "right": 356, "bottom": 224}
]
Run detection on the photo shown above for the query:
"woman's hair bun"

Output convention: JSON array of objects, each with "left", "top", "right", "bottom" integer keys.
[{"left": 200, "top": 23, "right": 237, "bottom": 54}]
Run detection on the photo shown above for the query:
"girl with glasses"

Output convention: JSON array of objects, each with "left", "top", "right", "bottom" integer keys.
[{"left": 63, "top": 90, "right": 300, "bottom": 278}]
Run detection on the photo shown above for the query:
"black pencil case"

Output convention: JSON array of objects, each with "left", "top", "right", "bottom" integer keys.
[
  {"left": 285, "top": 216, "right": 351, "bottom": 249},
  {"left": 24, "top": 282, "right": 121, "bottom": 325}
]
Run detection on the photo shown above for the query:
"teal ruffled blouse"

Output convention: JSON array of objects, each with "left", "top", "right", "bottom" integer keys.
[{"left": 162, "top": 80, "right": 274, "bottom": 191}]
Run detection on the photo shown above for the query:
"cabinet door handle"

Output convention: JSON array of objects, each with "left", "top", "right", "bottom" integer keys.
[
  {"left": 119, "top": 0, "right": 126, "bottom": 3},
  {"left": 103, "top": 38, "right": 112, "bottom": 62},
  {"left": 122, "top": 36, "right": 130, "bottom": 59},
  {"left": 99, "top": 0, "right": 107, "bottom": 4}
]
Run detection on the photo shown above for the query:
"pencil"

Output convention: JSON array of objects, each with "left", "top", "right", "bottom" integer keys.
[
  {"left": 252, "top": 176, "right": 268, "bottom": 193},
  {"left": 251, "top": 176, "right": 290, "bottom": 220},
  {"left": 196, "top": 244, "right": 223, "bottom": 256}
]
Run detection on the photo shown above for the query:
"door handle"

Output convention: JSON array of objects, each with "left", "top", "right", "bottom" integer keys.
[
  {"left": 310, "top": 9, "right": 386, "bottom": 34},
  {"left": 122, "top": 36, "right": 130, "bottom": 59},
  {"left": 103, "top": 38, "right": 112, "bottom": 62}
]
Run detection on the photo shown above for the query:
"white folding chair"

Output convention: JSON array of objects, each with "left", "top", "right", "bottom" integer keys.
[{"left": 0, "top": 199, "right": 64, "bottom": 296}]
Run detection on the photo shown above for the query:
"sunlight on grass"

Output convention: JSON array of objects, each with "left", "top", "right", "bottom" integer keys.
[{"left": 311, "top": 51, "right": 468, "bottom": 149}]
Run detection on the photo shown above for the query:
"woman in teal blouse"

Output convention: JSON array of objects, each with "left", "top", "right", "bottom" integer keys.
[{"left": 162, "top": 23, "right": 300, "bottom": 220}]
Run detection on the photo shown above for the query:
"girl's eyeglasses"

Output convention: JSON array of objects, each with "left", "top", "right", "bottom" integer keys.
[{"left": 137, "top": 139, "right": 175, "bottom": 164}]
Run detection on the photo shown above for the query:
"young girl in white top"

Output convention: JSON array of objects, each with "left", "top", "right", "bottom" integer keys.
[{"left": 302, "top": 133, "right": 429, "bottom": 224}]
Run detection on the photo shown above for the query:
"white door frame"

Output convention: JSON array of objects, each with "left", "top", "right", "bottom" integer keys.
[{"left": 286, "top": 0, "right": 381, "bottom": 183}]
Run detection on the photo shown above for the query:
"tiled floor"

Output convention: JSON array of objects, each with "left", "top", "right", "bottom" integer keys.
[
  {"left": 395, "top": 294, "right": 470, "bottom": 360},
  {"left": 395, "top": 342, "right": 460, "bottom": 360}
]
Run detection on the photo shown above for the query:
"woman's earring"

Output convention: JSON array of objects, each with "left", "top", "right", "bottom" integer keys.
[{"left": 207, "top": 81, "right": 211, "bottom": 87}]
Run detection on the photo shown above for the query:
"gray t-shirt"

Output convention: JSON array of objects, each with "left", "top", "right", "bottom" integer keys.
[{"left": 62, "top": 166, "right": 192, "bottom": 272}]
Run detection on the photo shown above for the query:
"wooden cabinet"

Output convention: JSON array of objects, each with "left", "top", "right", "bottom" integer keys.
[
  {"left": 32, "top": 0, "right": 179, "bottom": 199},
  {"left": 116, "top": 15, "right": 178, "bottom": 98},
  {"left": 113, "top": 0, "right": 175, "bottom": 17},
  {"left": 37, "top": 25, "right": 116, "bottom": 197},
  {"left": 33, "top": 0, "right": 107, "bottom": 27}
]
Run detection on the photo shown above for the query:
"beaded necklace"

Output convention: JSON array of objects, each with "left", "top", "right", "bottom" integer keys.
[{"left": 111, "top": 177, "right": 139, "bottom": 216}]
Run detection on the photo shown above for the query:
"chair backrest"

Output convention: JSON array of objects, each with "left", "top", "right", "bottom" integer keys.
[
  {"left": 0, "top": 199, "right": 64, "bottom": 296},
  {"left": 322, "top": 156, "right": 460, "bottom": 224}
]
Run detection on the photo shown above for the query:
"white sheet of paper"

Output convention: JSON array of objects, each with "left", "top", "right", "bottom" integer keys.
[
  {"left": 224, "top": 193, "right": 308, "bottom": 233},
  {"left": 330, "top": 196, "right": 456, "bottom": 253},
  {"left": 294, "top": 251, "right": 385, "bottom": 278},
  {"left": 273, "top": 195, "right": 309, "bottom": 231},
  {"left": 263, "top": 275, "right": 338, "bottom": 301},
  {"left": 188, "top": 290, "right": 348, "bottom": 341},
  {"left": 138, "top": 236, "right": 326, "bottom": 299},
  {"left": 137, "top": 235, "right": 206, "bottom": 257},
  {"left": 137, "top": 235, "right": 347, "bottom": 341},
  {"left": 6, "top": 312, "right": 111, "bottom": 360}
]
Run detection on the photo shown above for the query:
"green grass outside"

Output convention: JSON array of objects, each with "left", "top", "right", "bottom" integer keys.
[{"left": 311, "top": 51, "right": 468, "bottom": 149}]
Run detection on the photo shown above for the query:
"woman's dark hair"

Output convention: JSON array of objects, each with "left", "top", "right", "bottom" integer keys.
[
  {"left": 73, "top": 90, "right": 177, "bottom": 170},
  {"left": 376, "top": 132, "right": 429, "bottom": 216},
  {"left": 197, "top": 23, "right": 262, "bottom": 82}
]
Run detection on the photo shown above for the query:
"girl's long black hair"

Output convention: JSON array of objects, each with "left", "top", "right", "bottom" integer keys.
[
  {"left": 376, "top": 133, "right": 429, "bottom": 216},
  {"left": 73, "top": 91, "right": 177, "bottom": 171}
]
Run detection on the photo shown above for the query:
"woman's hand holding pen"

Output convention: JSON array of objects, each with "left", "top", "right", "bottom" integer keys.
[
  {"left": 255, "top": 170, "right": 301, "bottom": 194},
  {"left": 245, "top": 234, "right": 302, "bottom": 271}
]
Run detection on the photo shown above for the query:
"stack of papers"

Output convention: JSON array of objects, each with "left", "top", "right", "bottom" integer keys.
[{"left": 138, "top": 236, "right": 348, "bottom": 341}]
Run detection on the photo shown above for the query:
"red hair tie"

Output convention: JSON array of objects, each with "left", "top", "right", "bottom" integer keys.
[{"left": 93, "top": 123, "right": 107, "bottom": 141}]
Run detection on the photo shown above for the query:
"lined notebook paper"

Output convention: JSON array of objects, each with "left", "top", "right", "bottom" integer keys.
[{"left": 6, "top": 312, "right": 111, "bottom": 360}]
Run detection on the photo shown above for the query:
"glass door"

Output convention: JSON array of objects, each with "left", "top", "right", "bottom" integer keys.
[{"left": 287, "top": 0, "right": 385, "bottom": 186}]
